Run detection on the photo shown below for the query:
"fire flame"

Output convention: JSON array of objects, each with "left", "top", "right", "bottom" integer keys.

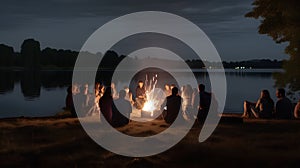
[
  {"left": 142, "top": 100, "right": 156, "bottom": 116},
  {"left": 141, "top": 74, "right": 166, "bottom": 117}
]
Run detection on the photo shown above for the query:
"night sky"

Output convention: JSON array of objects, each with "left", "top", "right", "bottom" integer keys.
[{"left": 0, "top": 0, "right": 288, "bottom": 61}]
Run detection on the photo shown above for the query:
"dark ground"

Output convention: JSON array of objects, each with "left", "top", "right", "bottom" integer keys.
[{"left": 1, "top": 116, "right": 300, "bottom": 168}]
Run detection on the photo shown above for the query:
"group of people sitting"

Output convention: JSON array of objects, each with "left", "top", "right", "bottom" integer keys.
[
  {"left": 65, "top": 81, "right": 214, "bottom": 126},
  {"left": 242, "top": 88, "right": 300, "bottom": 119},
  {"left": 135, "top": 80, "right": 214, "bottom": 123},
  {"left": 160, "top": 84, "right": 215, "bottom": 124},
  {"left": 65, "top": 80, "right": 300, "bottom": 127},
  {"left": 65, "top": 82, "right": 133, "bottom": 127}
]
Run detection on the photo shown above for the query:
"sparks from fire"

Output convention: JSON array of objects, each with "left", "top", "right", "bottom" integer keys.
[{"left": 142, "top": 74, "right": 165, "bottom": 117}]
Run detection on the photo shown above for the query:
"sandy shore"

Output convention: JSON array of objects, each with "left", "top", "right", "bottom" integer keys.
[{"left": 1, "top": 115, "right": 300, "bottom": 167}]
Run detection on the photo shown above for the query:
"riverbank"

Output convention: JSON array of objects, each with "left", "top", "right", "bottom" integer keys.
[{"left": 1, "top": 116, "right": 300, "bottom": 167}]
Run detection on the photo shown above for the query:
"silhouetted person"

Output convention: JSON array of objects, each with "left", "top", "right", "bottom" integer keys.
[
  {"left": 162, "top": 87, "right": 182, "bottom": 124},
  {"left": 275, "top": 88, "right": 293, "bottom": 119},
  {"left": 65, "top": 86, "right": 73, "bottom": 109},
  {"left": 243, "top": 90, "right": 274, "bottom": 119},
  {"left": 112, "top": 90, "right": 132, "bottom": 127},
  {"left": 99, "top": 86, "right": 113, "bottom": 124},
  {"left": 294, "top": 100, "right": 300, "bottom": 119},
  {"left": 65, "top": 85, "right": 76, "bottom": 117},
  {"left": 197, "top": 84, "right": 211, "bottom": 122},
  {"left": 135, "top": 80, "right": 146, "bottom": 110}
]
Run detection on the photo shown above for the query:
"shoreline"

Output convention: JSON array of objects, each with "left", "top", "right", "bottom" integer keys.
[{"left": 1, "top": 116, "right": 300, "bottom": 167}]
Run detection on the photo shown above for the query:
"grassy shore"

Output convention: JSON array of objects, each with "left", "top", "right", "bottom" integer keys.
[{"left": 1, "top": 116, "right": 300, "bottom": 167}]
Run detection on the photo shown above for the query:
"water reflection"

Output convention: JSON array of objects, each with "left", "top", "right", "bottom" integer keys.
[
  {"left": 0, "top": 69, "right": 283, "bottom": 117},
  {"left": 21, "top": 70, "right": 41, "bottom": 100},
  {"left": 0, "top": 70, "right": 14, "bottom": 94},
  {"left": 0, "top": 69, "right": 73, "bottom": 100},
  {"left": 0, "top": 69, "right": 278, "bottom": 100}
]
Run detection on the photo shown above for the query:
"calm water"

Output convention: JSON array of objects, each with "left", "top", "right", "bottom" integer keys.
[{"left": 0, "top": 69, "right": 283, "bottom": 118}]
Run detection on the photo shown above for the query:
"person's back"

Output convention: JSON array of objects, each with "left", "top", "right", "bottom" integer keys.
[
  {"left": 99, "top": 87, "right": 113, "bottom": 124},
  {"left": 112, "top": 90, "right": 132, "bottom": 127},
  {"left": 65, "top": 86, "right": 77, "bottom": 117},
  {"left": 199, "top": 91, "right": 211, "bottom": 111},
  {"left": 198, "top": 84, "right": 211, "bottom": 121},
  {"left": 275, "top": 88, "right": 293, "bottom": 119},
  {"left": 164, "top": 87, "right": 182, "bottom": 124},
  {"left": 257, "top": 97, "right": 274, "bottom": 118},
  {"left": 65, "top": 86, "right": 73, "bottom": 110},
  {"left": 276, "top": 97, "right": 293, "bottom": 119}
]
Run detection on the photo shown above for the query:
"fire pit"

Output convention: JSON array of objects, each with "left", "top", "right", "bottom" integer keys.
[
  {"left": 141, "top": 98, "right": 164, "bottom": 118},
  {"left": 141, "top": 109, "right": 162, "bottom": 118}
]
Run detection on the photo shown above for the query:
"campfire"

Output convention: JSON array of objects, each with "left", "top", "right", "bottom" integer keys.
[{"left": 141, "top": 74, "right": 165, "bottom": 118}]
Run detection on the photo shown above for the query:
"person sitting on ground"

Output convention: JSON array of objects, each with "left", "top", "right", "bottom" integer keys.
[
  {"left": 86, "top": 87, "right": 101, "bottom": 117},
  {"left": 124, "top": 86, "right": 134, "bottom": 104},
  {"left": 294, "top": 100, "right": 300, "bottom": 119},
  {"left": 65, "top": 85, "right": 76, "bottom": 117},
  {"left": 161, "top": 87, "right": 183, "bottom": 124},
  {"left": 242, "top": 90, "right": 274, "bottom": 119},
  {"left": 274, "top": 88, "right": 293, "bottom": 119},
  {"left": 99, "top": 86, "right": 113, "bottom": 124},
  {"left": 197, "top": 84, "right": 212, "bottom": 122},
  {"left": 65, "top": 86, "right": 73, "bottom": 110},
  {"left": 112, "top": 90, "right": 132, "bottom": 127},
  {"left": 135, "top": 80, "right": 146, "bottom": 110}
]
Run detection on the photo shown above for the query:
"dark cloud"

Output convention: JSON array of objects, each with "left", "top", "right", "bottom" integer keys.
[
  {"left": 0, "top": 0, "right": 251, "bottom": 23},
  {"left": 0, "top": 0, "right": 288, "bottom": 61}
]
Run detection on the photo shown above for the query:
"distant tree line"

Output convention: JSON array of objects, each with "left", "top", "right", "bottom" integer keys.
[
  {"left": 0, "top": 44, "right": 14, "bottom": 67},
  {"left": 222, "top": 59, "right": 283, "bottom": 69},
  {"left": 185, "top": 59, "right": 283, "bottom": 69},
  {"left": 0, "top": 39, "right": 79, "bottom": 69},
  {"left": 0, "top": 38, "right": 283, "bottom": 69}
]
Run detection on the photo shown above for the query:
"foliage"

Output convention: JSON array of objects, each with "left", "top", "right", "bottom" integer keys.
[
  {"left": 21, "top": 39, "right": 41, "bottom": 69},
  {"left": 246, "top": 0, "right": 300, "bottom": 96}
]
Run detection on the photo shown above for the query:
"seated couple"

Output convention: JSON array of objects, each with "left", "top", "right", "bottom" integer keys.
[{"left": 242, "top": 88, "right": 293, "bottom": 119}]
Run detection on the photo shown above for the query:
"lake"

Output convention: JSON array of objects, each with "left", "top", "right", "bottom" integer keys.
[{"left": 0, "top": 69, "right": 284, "bottom": 118}]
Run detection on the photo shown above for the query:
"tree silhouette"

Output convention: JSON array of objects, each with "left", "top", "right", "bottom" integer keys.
[
  {"left": 246, "top": 0, "right": 300, "bottom": 97},
  {"left": 21, "top": 39, "right": 41, "bottom": 69},
  {"left": 0, "top": 44, "right": 14, "bottom": 67},
  {"left": 41, "top": 47, "right": 78, "bottom": 67}
]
